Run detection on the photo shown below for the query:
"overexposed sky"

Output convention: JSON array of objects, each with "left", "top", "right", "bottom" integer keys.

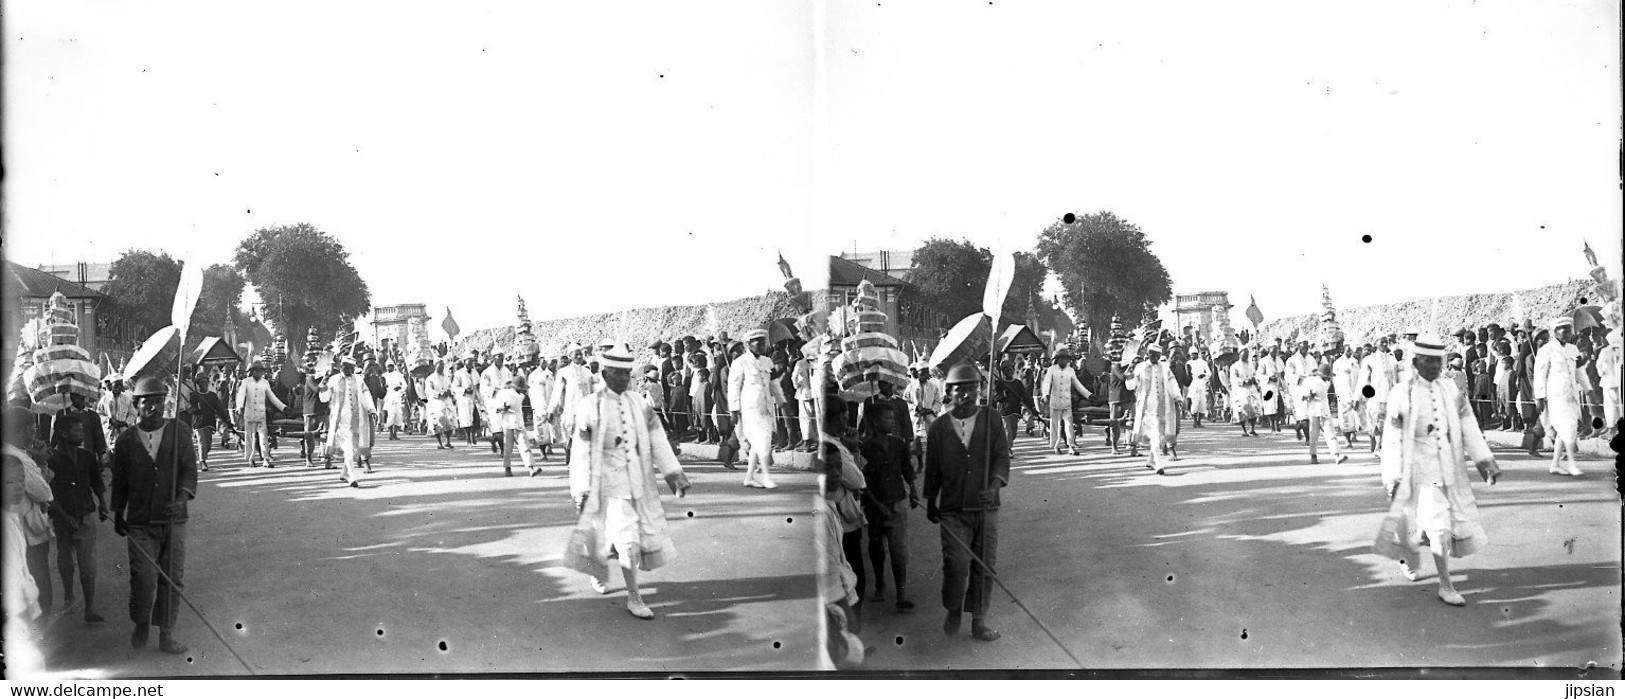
[{"left": 6, "top": 1, "right": 1619, "bottom": 337}]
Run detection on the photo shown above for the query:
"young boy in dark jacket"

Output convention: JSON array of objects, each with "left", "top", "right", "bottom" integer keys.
[
  {"left": 859, "top": 401, "right": 919, "bottom": 611},
  {"left": 48, "top": 418, "right": 108, "bottom": 623}
]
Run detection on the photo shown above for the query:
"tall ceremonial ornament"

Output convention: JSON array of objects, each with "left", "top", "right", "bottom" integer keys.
[
  {"left": 1318, "top": 284, "right": 1345, "bottom": 354},
  {"left": 1107, "top": 315, "right": 1127, "bottom": 365},
  {"left": 1212, "top": 302, "right": 1240, "bottom": 363},
  {"left": 300, "top": 326, "right": 322, "bottom": 376},
  {"left": 513, "top": 295, "right": 538, "bottom": 364},
  {"left": 22, "top": 291, "right": 103, "bottom": 414},
  {"left": 1583, "top": 241, "right": 1622, "bottom": 328},
  {"left": 407, "top": 316, "right": 435, "bottom": 378},
  {"left": 831, "top": 279, "right": 910, "bottom": 401}
]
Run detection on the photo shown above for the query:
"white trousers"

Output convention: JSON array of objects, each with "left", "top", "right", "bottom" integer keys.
[{"left": 244, "top": 419, "right": 273, "bottom": 463}]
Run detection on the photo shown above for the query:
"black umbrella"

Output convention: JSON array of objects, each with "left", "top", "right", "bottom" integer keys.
[{"left": 767, "top": 318, "right": 800, "bottom": 345}]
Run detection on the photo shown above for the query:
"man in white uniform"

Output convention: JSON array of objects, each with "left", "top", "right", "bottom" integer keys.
[
  {"left": 1532, "top": 317, "right": 1583, "bottom": 476},
  {"left": 1332, "top": 345, "right": 1364, "bottom": 447},
  {"left": 1039, "top": 349, "right": 1091, "bottom": 455},
  {"left": 728, "top": 329, "right": 784, "bottom": 489},
  {"left": 234, "top": 362, "right": 287, "bottom": 467},
  {"left": 451, "top": 354, "right": 480, "bottom": 445},
  {"left": 1185, "top": 351, "right": 1212, "bottom": 427},
  {"left": 527, "top": 358, "right": 557, "bottom": 458}
]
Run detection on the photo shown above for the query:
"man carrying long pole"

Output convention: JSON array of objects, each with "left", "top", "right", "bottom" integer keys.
[
  {"left": 923, "top": 363, "right": 1010, "bottom": 642},
  {"left": 110, "top": 376, "right": 197, "bottom": 655}
]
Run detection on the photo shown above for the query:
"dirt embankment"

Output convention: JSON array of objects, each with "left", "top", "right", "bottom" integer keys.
[
  {"left": 1256, "top": 279, "right": 1596, "bottom": 344},
  {"left": 454, "top": 292, "right": 806, "bottom": 362}
]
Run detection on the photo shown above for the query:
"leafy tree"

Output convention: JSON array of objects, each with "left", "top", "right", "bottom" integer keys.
[
  {"left": 190, "top": 264, "right": 246, "bottom": 339},
  {"left": 103, "top": 250, "right": 182, "bottom": 340},
  {"left": 233, "top": 223, "right": 370, "bottom": 358},
  {"left": 103, "top": 251, "right": 253, "bottom": 345},
  {"left": 909, "top": 238, "right": 1049, "bottom": 325},
  {"left": 1035, "top": 211, "right": 1173, "bottom": 359}
]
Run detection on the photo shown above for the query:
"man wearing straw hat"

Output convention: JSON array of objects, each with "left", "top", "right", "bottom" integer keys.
[
  {"left": 923, "top": 363, "right": 1009, "bottom": 642},
  {"left": 729, "top": 328, "right": 784, "bottom": 489},
  {"left": 109, "top": 376, "right": 196, "bottom": 654},
  {"left": 564, "top": 343, "right": 691, "bottom": 620},
  {"left": 1373, "top": 333, "right": 1499, "bottom": 607},
  {"left": 1533, "top": 316, "right": 1584, "bottom": 476},
  {"left": 320, "top": 355, "right": 377, "bottom": 487},
  {"left": 234, "top": 362, "right": 286, "bottom": 468}
]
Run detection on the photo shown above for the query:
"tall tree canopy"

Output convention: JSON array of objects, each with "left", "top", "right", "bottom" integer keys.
[
  {"left": 103, "top": 250, "right": 183, "bottom": 340},
  {"left": 910, "top": 238, "right": 1049, "bottom": 325},
  {"left": 233, "top": 223, "right": 371, "bottom": 356},
  {"left": 191, "top": 264, "right": 246, "bottom": 339},
  {"left": 1035, "top": 211, "right": 1172, "bottom": 358},
  {"left": 103, "top": 252, "right": 253, "bottom": 343}
]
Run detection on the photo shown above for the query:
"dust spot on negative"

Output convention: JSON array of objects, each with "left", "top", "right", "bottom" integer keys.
[
  {"left": 1240, "top": 629, "right": 1249, "bottom": 640},
  {"left": 235, "top": 622, "right": 244, "bottom": 631},
  {"left": 1063, "top": 213, "right": 1076, "bottom": 225},
  {"left": 772, "top": 641, "right": 782, "bottom": 649},
  {"left": 1263, "top": 391, "right": 1275, "bottom": 401},
  {"left": 1166, "top": 575, "right": 1175, "bottom": 583},
  {"left": 1362, "top": 386, "right": 1376, "bottom": 399},
  {"left": 1580, "top": 297, "right": 1589, "bottom": 305},
  {"left": 686, "top": 511, "right": 695, "bottom": 518},
  {"left": 896, "top": 636, "right": 905, "bottom": 646},
  {"left": 1592, "top": 417, "right": 1605, "bottom": 429},
  {"left": 786, "top": 517, "right": 794, "bottom": 524},
  {"left": 377, "top": 628, "right": 385, "bottom": 637},
  {"left": 1361, "top": 234, "right": 1372, "bottom": 243},
  {"left": 438, "top": 640, "right": 449, "bottom": 652}
]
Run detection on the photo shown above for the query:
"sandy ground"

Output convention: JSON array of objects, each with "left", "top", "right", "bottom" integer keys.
[
  {"left": 854, "top": 420, "right": 1620, "bottom": 673},
  {"left": 20, "top": 431, "right": 820, "bottom": 678}
]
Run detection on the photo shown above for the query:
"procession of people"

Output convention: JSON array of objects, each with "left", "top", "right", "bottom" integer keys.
[{"left": 2, "top": 264, "right": 1618, "bottom": 675}]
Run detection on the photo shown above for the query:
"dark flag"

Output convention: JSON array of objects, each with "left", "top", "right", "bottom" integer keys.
[
  {"left": 442, "top": 307, "right": 461, "bottom": 340},
  {"left": 776, "top": 252, "right": 794, "bottom": 280},
  {"left": 1245, "top": 296, "right": 1264, "bottom": 326}
]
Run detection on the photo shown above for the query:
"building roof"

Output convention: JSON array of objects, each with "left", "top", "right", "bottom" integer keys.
[
  {"left": 36, "top": 262, "right": 113, "bottom": 287},
  {"left": 839, "top": 250, "right": 916, "bottom": 277},
  {"left": 829, "top": 255, "right": 911, "bottom": 288},
  {"left": 5, "top": 261, "right": 106, "bottom": 300}
]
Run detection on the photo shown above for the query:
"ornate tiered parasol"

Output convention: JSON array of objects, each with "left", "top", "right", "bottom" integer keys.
[
  {"left": 22, "top": 292, "right": 102, "bottom": 413},
  {"left": 833, "top": 279, "right": 910, "bottom": 401}
]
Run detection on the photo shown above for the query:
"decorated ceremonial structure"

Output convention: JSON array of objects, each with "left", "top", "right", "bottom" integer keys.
[
  {"left": 1318, "top": 284, "right": 1344, "bottom": 354},
  {"left": 829, "top": 279, "right": 910, "bottom": 402},
  {"left": 12, "top": 291, "right": 102, "bottom": 414}
]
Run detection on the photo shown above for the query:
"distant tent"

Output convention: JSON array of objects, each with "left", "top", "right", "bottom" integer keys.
[
  {"left": 187, "top": 337, "right": 243, "bottom": 367},
  {"left": 994, "top": 324, "right": 1047, "bottom": 356}
]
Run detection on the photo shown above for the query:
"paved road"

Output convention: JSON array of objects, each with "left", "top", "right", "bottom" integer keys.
[
  {"left": 29, "top": 433, "right": 820, "bottom": 677},
  {"left": 856, "top": 421, "right": 1620, "bottom": 671}
]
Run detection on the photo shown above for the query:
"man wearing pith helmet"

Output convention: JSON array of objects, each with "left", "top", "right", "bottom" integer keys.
[
  {"left": 922, "top": 363, "right": 1010, "bottom": 643},
  {"left": 109, "top": 376, "right": 197, "bottom": 655}
]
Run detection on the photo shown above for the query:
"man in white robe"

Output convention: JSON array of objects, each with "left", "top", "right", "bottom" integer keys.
[
  {"left": 321, "top": 356, "right": 377, "bottom": 487},
  {"left": 1332, "top": 346, "right": 1364, "bottom": 447},
  {"left": 425, "top": 360, "right": 457, "bottom": 449},
  {"left": 1374, "top": 333, "right": 1499, "bottom": 607},
  {"left": 451, "top": 355, "right": 479, "bottom": 445},
  {"left": 728, "top": 329, "right": 784, "bottom": 489},
  {"left": 1284, "top": 341, "right": 1316, "bottom": 441},
  {"left": 550, "top": 344, "right": 603, "bottom": 466},
  {"left": 1361, "top": 338, "right": 1398, "bottom": 452},
  {"left": 564, "top": 343, "right": 690, "bottom": 620},
  {"left": 1185, "top": 352, "right": 1212, "bottom": 427},
  {"left": 382, "top": 363, "right": 408, "bottom": 440},
  {"left": 1126, "top": 344, "right": 1180, "bottom": 474},
  {"left": 234, "top": 362, "right": 287, "bottom": 467},
  {"left": 527, "top": 360, "right": 557, "bottom": 457}
]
